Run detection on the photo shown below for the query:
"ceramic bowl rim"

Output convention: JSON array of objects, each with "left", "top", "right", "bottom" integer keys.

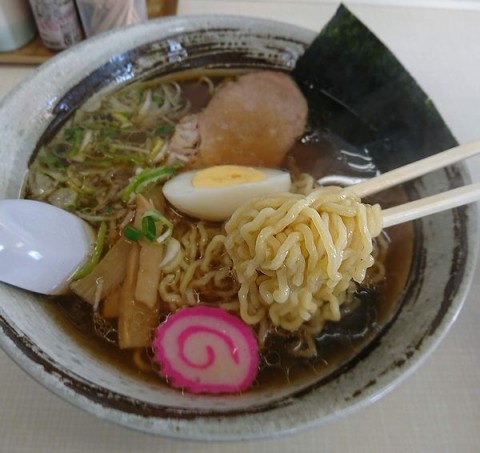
[{"left": 0, "top": 14, "right": 477, "bottom": 442}]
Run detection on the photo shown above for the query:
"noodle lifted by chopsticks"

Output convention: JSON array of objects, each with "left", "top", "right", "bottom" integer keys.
[{"left": 224, "top": 186, "right": 383, "bottom": 333}]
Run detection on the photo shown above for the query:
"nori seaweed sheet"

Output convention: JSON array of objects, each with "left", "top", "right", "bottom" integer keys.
[{"left": 292, "top": 5, "right": 457, "bottom": 172}]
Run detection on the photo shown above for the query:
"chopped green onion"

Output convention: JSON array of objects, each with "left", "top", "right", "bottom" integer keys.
[
  {"left": 152, "top": 95, "right": 164, "bottom": 107},
  {"left": 100, "top": 129, "right": 118, "bottom": 139},
  {"left": 142, "top": 215, "right": 156, "bottom": 241},
  {"left": 85, "top": 160, "right": 112, "bottom": 168},
  {"left": 123, "top": 209, "right": 173, "bottom": 244},
  {"left": 124, "top": 225, "right": 144, "bottom": 241},
  {"left": 111, "top": 112, "right": 131, "bottom": 124},
  {"left": 109, "top": 143, "right": 149, "bottom": 154},
  {"left": 154, "top": 124, "right": 175, "bottom": 137},
  {"left": 66, "top": 128, "right": 84, "bottom": 159},
  {"left": 121, "top": 164, "right": 181, "bottom": 203},
  {"left": 105, "top": 148, "right": 148, "bottom": 165},
  {"left": 65, "top": 127, "right": 83, "bottom": 143},
  {"left": 71, "top": 221, "right": 107, "bottom": 280},
  {"left": 148, "top": 138, "right": 165, "bottom": 161},
  {"left": 39, "top": 154, "right": 65, "bottom": 170},
  {"left": 144, "top": 210, "right": 173, "bottom": 244}
]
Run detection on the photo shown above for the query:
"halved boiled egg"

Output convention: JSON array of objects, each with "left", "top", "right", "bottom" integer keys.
[{"left": 162, "top": 165, "right": 291, "bottom": 221}]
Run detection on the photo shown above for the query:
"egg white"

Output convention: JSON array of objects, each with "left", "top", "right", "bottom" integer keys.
[{"left": 162, "top": 168, "right": 291, "bottom": 221}]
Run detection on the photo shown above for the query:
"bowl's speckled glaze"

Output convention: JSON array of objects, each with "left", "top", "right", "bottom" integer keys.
[{"left": 0, "top": 15, "right": 477, "bottom": 441}]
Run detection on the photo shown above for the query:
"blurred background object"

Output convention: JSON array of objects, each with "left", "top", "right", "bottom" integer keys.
[
  {"left": 0, "top": 0, "right": 36, "bottom": 52},
  {"left": 0, "top": 0, "right": 179, "bottom": 62},
  {"left": 76, "top": 0, "right": 148, "bottom": 38},
  {"left": 76, "top": 0, "right": 179, "bottom": 38},
  {"left": 28, "top": 0, "right": 83, "bottom": 50},
  {"left": 146, "top": 0, "right": 178, "bottom": 18}
]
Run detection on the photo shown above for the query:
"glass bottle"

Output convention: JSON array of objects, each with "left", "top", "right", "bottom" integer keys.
[{"left": 28, "top": 0, "right": 83, "bottom": 50}]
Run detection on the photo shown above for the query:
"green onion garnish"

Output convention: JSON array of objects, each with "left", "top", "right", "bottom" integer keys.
[
  {"left": 148, "top": 138, "right": 165, "bottom": 161},
  {"left": 71, "top": 221, "right": 107, "bottom": 280},
  {"left": 111, "top": 112, "right": 131, "bottom": 124},
  {"left": 121, "top": 163, "right": 181, "bottom": 203},
  {"left": 152, "top": 95, "right": 164, "bottom": 107},
  {"left": 123, "top": 210, "right": 173, "bottom": 244},
  {"left": 100, "top": 129, "right": 118, "bottom": 139},
  {"left": 66, "top": 128, "right": 84, "bottom": 159},
  {"left": 154, "top": 124, "right": 175, "bottom": 137},
  {"left": 39, "top": 154, "right": 65, "bottom": 170},
  {"left": 124, "top": 225, "right": 144, "bottom": 242}
]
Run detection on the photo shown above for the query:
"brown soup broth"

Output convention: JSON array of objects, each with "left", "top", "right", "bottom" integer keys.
[{"left": 30, "top": 71, "right": 414, "bottom": 392}]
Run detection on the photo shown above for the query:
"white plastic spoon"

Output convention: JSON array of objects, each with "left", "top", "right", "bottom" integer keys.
[{"left": 0, "top": 199, "right": 95, "bottom": 295}]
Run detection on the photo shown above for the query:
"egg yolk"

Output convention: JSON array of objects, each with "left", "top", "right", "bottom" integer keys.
[{"left": 192, "top": 165, "right": 267, "bottom": 189}]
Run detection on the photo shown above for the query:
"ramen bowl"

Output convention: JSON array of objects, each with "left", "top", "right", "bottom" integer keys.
[{"left": 0, "top": 13, "right": 477, "bottom": 441}]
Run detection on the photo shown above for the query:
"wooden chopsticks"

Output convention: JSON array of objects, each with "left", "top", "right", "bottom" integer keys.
[{"left": 348, "top": 140, "right": 480, "bottom": 227}]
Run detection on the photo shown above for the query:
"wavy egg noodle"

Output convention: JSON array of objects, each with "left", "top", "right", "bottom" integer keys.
[
  {"left": 158, "top": 221, "right": 238, "bottom": 312},
  {"left": 291, "top": 172, "right": 317, "bottom": 195},
  {"left": 224, "top": 186, "right": 383, "bottom": 342}
]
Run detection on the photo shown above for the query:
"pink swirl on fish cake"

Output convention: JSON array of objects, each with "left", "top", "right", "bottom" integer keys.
[{"left": 152, "top": 306, "right": 259, "bottom": 394}]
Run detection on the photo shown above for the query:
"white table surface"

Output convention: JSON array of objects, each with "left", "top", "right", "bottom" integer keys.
[{"left": 1, "top": 1, "right": 480, "bottom": 452}]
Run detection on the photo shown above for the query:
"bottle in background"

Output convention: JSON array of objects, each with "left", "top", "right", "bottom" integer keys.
[
  {"left": 146, "top": 0, "right": 178, "bottom": 18},
  {"left": 28, "top": 0, "right": 83, "bottom": 50},
  {"left": 76, "top": 0, "right": 148, "bottom": 38},
  {"left": 0, "top": 0, "right": 36, "bottom": 52}
]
